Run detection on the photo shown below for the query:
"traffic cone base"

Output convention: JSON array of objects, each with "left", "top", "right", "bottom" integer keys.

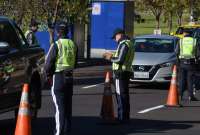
[
  {"left": 100, "top": 71, "right": 115, "bottom": 122},
  {"left": 101, "top": 95, "right": 115, "bottom": 120},
  {"left": 15, "top": 116, "right": 31, "bottom": 135}
]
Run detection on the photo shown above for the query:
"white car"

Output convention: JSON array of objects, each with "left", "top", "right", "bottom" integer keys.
[{"left": 131, "top": 35, "right": 178, "bottom": 83}]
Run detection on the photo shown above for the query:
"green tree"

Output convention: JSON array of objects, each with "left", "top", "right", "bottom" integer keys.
[
  {"left": 0, "top": 0, "right": 91, "bottom": 31},
  {"left": 57, "top": 0, "right": 91, "bottom": 25},
  {"left": 174, "top": 0, "right": 187, "bottom": 26},
  {"left": 137, "top": 0, "right": 165, "bottom": 29},
  {"left": 163, "top": 0, "right": 187, "bottom": 32},
  {"left": 163, "top": 0, "right": 175, "bottom": 33},
  {"left": 189, "top": 0, "right": 200, "bottom": 22}
]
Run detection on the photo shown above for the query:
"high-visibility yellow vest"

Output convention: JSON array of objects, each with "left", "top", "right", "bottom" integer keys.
[
  {"left": 55, "top": 39, "right": 76, "bottom": 72},
  {"left": 112, "top": 40, "right": 134, "bottom": 72},
  {"left": 179, "top": 37, "right": 197, "bottom": 59}
]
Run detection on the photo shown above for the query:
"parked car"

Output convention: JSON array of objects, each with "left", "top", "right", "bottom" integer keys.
[
  {"left": 0, "top": 16, "right": 45, "bottom": 118},
  {"left": 131, "top": 35, "right": 178, "bottom": 83},
  {"left": 171, "top": 22, "right": 200, "bottom": 38}
]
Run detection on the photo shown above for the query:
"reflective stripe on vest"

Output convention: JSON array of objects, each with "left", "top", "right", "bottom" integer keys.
[
  {"left": 179, "top": 37, "right": 197, "bottom": 59},
  {"left": 55, "top": 39, "right": 76, "bottom": 72},
  {"left": 112, "top": 40, "right": 134, "bottom": 72}
]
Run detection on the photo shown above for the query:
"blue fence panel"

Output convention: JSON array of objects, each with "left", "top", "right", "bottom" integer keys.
[
  {"left": 91, "top": 2, "right": 124, "bottom": 51},
  {"left": 105, "top": 3, "right": 124, "bottom": 50},
  {"left": 35, "top": 31, "right": 50, "bottom": 54},
  {"left": 36, "top": 27, "right": 73, "bottom": 54}
]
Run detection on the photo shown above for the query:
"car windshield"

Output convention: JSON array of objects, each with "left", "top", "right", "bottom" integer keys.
[
  {"left": 134, "top": 38, "right": 175, "bottom": 53},
  {"left": 0, "top": 21, "right": 19, "bottom": 48}
]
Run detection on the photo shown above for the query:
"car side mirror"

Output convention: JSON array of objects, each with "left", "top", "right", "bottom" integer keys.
[{"left": 0, "top": 42, "right": 10, "bottom": 54}]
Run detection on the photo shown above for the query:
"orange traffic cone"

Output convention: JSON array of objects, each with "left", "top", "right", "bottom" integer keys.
[
  {"left": 100, "top": 71, "right": 115, "bottom": 122},
  {"left": 15, "top": 83, "right": 31, "bottom": 135},
  {"left": 166, "top": 65, "right": 180, "bottom": 107}
]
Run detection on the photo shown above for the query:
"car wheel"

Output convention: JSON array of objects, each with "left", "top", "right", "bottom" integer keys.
[
  {"left": 14, "top": 108, "right": 18, "bottom": 121},
  {"left": 30, "top": 106, "right": 38, "bottom": 119},
  {"left": 29, "top": 77, "right": 41, "bottom": 119}
]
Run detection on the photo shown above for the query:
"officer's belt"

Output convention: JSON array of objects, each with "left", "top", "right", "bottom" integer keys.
[
  {"left": 60, "top": 70, "right": 73, "bottom": 76},
  {"left": 180, "top": 58, "right": 196, "bottom": 64}
]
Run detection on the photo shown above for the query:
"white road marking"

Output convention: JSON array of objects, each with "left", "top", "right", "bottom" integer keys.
[
  {"left": 82, "top": 83, "right": 104, "bottom": 89},
  {"left": 138, "top": 105, "right": 165, "bottom": 114}
]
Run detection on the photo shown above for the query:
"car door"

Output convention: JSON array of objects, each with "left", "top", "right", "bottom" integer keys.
[{"left": 0, "top": 20, "right": 27, "bottom": 111}]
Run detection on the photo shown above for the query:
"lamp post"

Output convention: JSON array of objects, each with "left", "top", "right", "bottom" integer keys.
[{"left": 190, "top": 0, "right": 194, "bottom": 22}]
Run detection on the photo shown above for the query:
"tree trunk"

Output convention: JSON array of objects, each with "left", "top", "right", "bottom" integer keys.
[
  {"left": 16, "top": 12, "right": 24, "bottom": 28},
  {"left": 168, "top": 11, "right": 173, "bottom": 33},
  {"left": 156, "top": 15, "right": 160, "bottom": 29},
  {"left": 177, "top": 15, "right": 182, "bottom": 26},
  {"left": 177, "top": 11, "right": 183, "bottom": 26}
]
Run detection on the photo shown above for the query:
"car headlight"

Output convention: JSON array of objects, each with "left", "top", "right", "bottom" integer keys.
[{"left": 159, "top": 62, "right": 173, "bottom": 68}]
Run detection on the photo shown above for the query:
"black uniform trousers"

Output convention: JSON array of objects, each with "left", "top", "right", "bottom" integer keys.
[
  {"left": 51, "top": 71, "right": 73, "bottom": 135},
  {"left": 178, "top": 64, "right": 196, "bottom": 98},
  {"left": 113, "top": 71, "right": 131, "bottom": 121},
  {"left": 194, "top": 63, "right": 200, "bottom": 90}
]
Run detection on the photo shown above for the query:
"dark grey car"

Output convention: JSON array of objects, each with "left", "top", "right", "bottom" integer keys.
[{"left": 0, "top": 16, "right": 44, "bottom": 117}]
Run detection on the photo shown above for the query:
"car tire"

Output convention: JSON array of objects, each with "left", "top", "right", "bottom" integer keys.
[
  {"left": 29, "top": 73, "right": 42, "bottom": 119},
  {"left": 14, "top": 108, "right": 18, "bottom": 121}
]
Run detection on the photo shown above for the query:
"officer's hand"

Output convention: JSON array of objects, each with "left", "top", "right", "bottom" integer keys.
[
  {"left": 48, "top": 28, "right": 54, "bottom": 35},
  {"left": 47, "top": 76, "right": 53, "bottom": 86},
  {"left": 103, "top": 52, "right": 113, "bottom": 60}
]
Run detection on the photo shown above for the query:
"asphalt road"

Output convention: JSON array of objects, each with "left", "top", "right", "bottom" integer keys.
[{"left": 1, "top": 65, "right": 200, "bottom": 135}]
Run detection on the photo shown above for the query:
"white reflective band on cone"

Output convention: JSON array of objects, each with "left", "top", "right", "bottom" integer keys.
[
  {"left": 20, "top": 92, "right": 28, "bottom": 103},
  {"left": 172, "top": 73, "right": 176, "bottom": 77},
  {"left": 18, "top": 108, "right": 30, "bottom": 116},
  {"left": 171, "top": 79, "right": 176, "bottom": 85}
]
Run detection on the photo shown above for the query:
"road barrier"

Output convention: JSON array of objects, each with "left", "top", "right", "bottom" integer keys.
[{"left": 15, "top": 83, "right": 31, "bottom": 135}]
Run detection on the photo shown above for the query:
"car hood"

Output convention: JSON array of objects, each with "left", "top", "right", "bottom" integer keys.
[{"left": 133, "top": 52, "right": 176, "bottom": 65}]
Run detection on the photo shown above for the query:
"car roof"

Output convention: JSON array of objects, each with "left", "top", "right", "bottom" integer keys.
[
  {"left": 0, "top": 16, "right": 16, "bottom": 28},
  {"left": 134, "top": 34, "right": 178, "bottom": 40}
]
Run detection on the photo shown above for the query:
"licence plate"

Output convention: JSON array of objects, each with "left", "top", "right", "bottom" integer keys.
[{"left": 134, "top": 72, "right": 149, "bottom": 79}]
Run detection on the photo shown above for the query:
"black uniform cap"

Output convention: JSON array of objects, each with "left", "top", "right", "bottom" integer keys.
[
  {"left": 111, "top": 28, "right": 125, "bottom": 39},
  {"left": 30, "top": 19, "right": 40, "bottom": 27},
  {"left": 57, "top": 22, "right": 68, "bottom": 33}
]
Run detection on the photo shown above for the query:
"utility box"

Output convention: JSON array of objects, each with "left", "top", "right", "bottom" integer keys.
[{"left": 90, "top": 0, "right": 134, "bottom": 58}]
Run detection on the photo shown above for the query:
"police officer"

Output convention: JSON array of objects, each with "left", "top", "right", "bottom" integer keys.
[
  {"left": 25, "top": 19, "right": 40, "bottom": 46},
  {"left": 176, "top": 31, "right": 198, "bottom": 101},
  {"left": 45, "top": 22, "right": 77, "bottom": 135},
  {"left": 193, "top": 31, "right": 200, "bottom": 94},
  {"left": 103, "top": 28, "right": 134, "bottom": 123}
]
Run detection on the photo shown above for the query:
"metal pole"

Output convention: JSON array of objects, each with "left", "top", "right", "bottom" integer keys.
[
  {"left": 190, "top": 0, "right": 194, "bottom": 22},
  {"left": 133, "top": 0, "right": 135, "bottom": 36}
]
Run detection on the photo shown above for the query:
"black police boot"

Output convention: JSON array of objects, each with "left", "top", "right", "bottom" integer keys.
[
  {"left": 179, "top": 93, "right": 183, "bottom": 101},
  {"left": 188, "top": 96, "right": 199, "bottom": 101}
]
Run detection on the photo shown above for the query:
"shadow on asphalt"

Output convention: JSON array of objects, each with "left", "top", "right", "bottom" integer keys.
[
  {"left": 74, "top": 77, "right": 105, "bottom": 85},
  {"left": 0, "top": 117, "right": 195, "bottom": 135},
  {"left": 130, "top": 83, "right": 170, "bottom": 90}
]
